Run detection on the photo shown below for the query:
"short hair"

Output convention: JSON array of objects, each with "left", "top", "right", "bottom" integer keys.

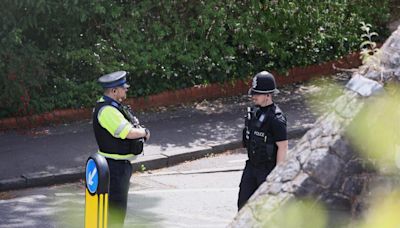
[{"left": 104, "top": 88, "right": 114, "bottom": 94}]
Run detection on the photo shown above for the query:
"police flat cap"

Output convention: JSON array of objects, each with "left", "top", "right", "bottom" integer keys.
[{"left": 98, "top": 71, "right": 130, "bottom": 88}]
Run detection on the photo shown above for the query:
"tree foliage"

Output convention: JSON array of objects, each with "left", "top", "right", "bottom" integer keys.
[{"left": 0, "top": 0, "right": 390, "bottom": 118}]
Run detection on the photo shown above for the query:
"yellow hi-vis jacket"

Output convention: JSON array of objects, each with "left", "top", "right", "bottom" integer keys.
[{"left": 93, "top": 96, "right": 135, "bottom": 160}]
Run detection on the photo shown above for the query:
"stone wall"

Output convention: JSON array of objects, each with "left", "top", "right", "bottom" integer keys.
[{"left": 229, "top": 27, "right": 400, "bottom": 227}]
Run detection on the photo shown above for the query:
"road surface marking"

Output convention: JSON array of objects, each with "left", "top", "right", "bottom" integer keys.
[{"left": 129, "top": 187, "right": 237, "bottom": 195}]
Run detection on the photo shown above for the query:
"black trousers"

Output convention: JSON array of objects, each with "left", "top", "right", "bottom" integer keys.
[
  {"left": 237, "top": 160, "right": 275, "bottom": 210},
  {"left": 106, "top": 158, "right": 133, "bottom": 228}
]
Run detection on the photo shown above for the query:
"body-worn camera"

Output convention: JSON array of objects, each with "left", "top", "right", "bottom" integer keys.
[{"left": 121, "top": 105, "right": 148, "bottom": 155}]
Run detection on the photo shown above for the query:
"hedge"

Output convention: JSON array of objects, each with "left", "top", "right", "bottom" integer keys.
[{"left": 0, "top": 0, "right": 390, "bottom": 118}]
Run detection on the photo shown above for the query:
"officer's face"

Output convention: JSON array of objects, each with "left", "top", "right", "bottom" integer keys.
[
  {"left": 251, "top": 94, "right": 271, "bottom": 106},
  {"left": 115, "top": 86, "right": 128, "bottom": 102}
]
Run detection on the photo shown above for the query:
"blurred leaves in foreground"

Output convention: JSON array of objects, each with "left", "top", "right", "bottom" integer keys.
[
  {"left": 301, "top": 75, "right": 346, "bottom": 116},
  {"left": 347, "top": 83, "right": 400, "bottom": 172},
  {"left": 354, "top": 190, "right": 400, "bottom": 228},
  {"left": 263, "top": 199, "right": 327, "bottom": 228}
]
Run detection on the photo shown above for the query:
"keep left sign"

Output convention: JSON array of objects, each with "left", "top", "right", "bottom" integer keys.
[{"left": 86, "top": 159, "right": 98, "bottom": 194}]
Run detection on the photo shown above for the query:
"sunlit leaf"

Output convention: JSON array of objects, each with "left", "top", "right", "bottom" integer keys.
[
  {"left": 347, "top": 86, "right": 400, "bottom": 171},
  {"left": 263, "top": 199, "right": 327, "bottom": 228}
]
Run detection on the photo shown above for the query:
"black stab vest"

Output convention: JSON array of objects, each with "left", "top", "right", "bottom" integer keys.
[
  {"left": 246, "top": 104, "right": 283, "bottom": 167},
  {"left": 93, "top": 97, "right": 143, "bottom": 156}
]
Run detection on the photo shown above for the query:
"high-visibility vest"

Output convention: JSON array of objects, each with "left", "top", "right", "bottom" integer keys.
[{"left": 93, "top": 96, "right": 137, "bottom": 160}]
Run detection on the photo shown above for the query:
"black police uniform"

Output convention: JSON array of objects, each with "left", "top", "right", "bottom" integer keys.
[
  {"left": 93, "top": 71, "right": 145, "bottom": 227},
  {"left": 238, "top": 103, "right": 287, "bottom": 209},
  {"left": 237, "top": 71, "right": 287, "bottom": 210}
]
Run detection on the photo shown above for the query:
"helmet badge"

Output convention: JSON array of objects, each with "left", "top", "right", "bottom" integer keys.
[{"left": 252, "top": 76, "right": 257, "bottom": 89}]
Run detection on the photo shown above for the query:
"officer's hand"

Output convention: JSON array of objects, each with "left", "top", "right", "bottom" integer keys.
[{"left": 144, "top": 128, "right": 150, "bottom": 141}]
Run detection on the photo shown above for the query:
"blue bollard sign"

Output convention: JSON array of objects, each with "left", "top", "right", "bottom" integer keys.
[
  {"left": 85, "top": 153, "right": 110, "bottom": 228},
  {"left": 86, "top": 159, "right": 99, "bottom": 194}
]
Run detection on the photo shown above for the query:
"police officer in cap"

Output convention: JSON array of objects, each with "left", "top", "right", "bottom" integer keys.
[
  {"left": 238, "top": 71, "right": 288, "bottom": 210},
  {"left": 93, "top": 71, "right": 150, "bottom": 227}
]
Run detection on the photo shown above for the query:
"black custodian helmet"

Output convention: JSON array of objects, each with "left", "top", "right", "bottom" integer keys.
[{"left": 248, "top": 71, "right": 279, "bottom": 95}]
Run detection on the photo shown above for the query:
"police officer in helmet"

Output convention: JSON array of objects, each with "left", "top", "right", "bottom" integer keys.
[
  {"left": 238, "top": 71, "right": 288, "bottom": 210},
  {"left": 93, "top": 71, "right": 150, "bottom": 227}
]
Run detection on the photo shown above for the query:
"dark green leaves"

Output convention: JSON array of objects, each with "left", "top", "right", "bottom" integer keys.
[{"left": 0, "top": 0, "right": 391, "bottom": 118}]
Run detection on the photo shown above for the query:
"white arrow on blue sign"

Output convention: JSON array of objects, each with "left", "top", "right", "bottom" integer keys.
[{"left": 86, "top": 159, "right": 99, "bottom": 194}]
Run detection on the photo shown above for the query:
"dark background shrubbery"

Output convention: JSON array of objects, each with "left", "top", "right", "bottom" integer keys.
[{"left": 0, "top": 0, "right": 391, "bottom": 118}]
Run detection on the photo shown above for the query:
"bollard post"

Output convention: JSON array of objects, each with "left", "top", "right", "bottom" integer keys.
[{"left": 85, "top": 153, "right": 110, "bottom": 228}]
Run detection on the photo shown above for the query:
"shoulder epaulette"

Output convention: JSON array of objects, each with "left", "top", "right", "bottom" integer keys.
[
  {"left": 274, "top": 106, "right": 283, "bottom": 116},
  {"left": 273, "top": 105, "right": 286, "bottom": 122}
]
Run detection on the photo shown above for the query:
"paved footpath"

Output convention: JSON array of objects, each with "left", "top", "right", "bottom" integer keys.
[{"left": 0, "top": 74, "right": 349, "bottom": 191}]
